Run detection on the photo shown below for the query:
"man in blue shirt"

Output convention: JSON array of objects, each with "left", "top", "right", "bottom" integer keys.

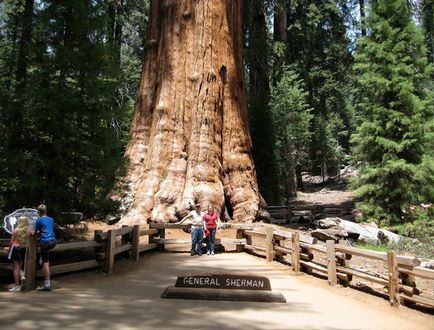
[{"left": 35, "top": 204, "right": 56, "bottom": 291}]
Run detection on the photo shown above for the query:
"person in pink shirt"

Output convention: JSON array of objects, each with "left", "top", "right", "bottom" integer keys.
[{"left": 203, "top": 206, "right": 220, "bottom": 255}]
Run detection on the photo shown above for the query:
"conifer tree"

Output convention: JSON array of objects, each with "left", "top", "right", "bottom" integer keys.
[
  {"left": 270, "top": 68, "right": 313, "bottom": 199},
  {"left": 351, "top": 0, "right": 433, "bottom": 225}
]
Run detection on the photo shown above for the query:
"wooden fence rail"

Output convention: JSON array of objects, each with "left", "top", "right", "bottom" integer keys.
[
  {"left": 0, "top": 224, "right": 161, "bottom": 285},
  {"left": 239, "top": 227, "right": 433, "bottom": 309}
]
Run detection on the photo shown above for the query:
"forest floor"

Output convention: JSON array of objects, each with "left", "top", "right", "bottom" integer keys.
[{"left": 292, "top": 173, "right": 357, "bottom": 207}]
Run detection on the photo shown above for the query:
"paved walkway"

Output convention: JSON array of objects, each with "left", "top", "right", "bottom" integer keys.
[{"left": 0, "top": 253, "right": 432, "bottom": 330}]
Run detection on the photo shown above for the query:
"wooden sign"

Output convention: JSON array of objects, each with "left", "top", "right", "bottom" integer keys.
[
  {"left": 175, "top": 273, "right": 271, "bottom": 291},
  {"left": 161, "top": 273, "right": 286, "bottom": 303}
]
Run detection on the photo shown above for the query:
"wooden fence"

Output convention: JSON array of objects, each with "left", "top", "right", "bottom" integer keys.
[
  {"left": 236, "top": 226, "right": 434, "bottom": 309},
  {"left": 0, "top": 224, "right": 433, "bottom": 309}
]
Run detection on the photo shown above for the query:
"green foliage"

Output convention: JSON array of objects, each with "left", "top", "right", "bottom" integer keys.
[
  {"left": 270, "top": 67, "right": 313, "bottom": 199},
  {"left": 284, "top": 0, "right": 354, "bottom": 178},
  {"left": 0, "top": 0, "right": 149, "bottom": 219},
  {"left": 355, "top": 241, "right": 389, "bottom": 252},
  {"left": 351, "top": 0, "right": 433, "bottom": 225},
  {"left": 389, "top": 207, "right": 434, "bottom": 258}
]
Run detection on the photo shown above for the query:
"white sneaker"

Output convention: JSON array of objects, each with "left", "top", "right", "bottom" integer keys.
[
  {"left": 8, "top": 285, "right": 21, "bottom": 292},
  {"left": 211, "top": 252, "right": 215, "bottom": 255},
  {"left": 207, "top": 251, "right": 210, "bottom": 255}
]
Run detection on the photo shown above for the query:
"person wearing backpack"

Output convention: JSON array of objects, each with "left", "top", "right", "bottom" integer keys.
[{"left": 8, "top": 216, "right": 30, "bottom": 292}]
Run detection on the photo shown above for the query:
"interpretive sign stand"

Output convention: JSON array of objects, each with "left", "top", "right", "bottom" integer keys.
[{"left": 161, "top": 273, "right": 286, "bottom": 303}]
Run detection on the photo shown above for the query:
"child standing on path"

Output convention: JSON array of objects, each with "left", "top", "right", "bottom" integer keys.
[{"left": 8, "top": 216, "right": 30, "bottom": 292}]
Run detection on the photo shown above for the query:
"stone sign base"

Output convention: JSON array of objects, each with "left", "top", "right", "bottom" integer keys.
[
  {"left": 161, "top": 273, "right": 286, "bottom": 303},
  {"left": 161, "top": 286, "right": 286, "bottom": 303}
]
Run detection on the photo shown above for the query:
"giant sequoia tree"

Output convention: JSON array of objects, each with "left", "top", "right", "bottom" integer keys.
[{"left": 117, "top": 0, "right": 260, "bottom": 224}]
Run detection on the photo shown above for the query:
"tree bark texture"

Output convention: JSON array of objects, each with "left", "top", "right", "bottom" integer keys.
[
  {"left": 273, "top": 0, "right": 287, "bottom": 43},
  {"left": 359, "top": 0, "right": 366, "bottom": 37},
  {"left": 118, "top": 0, "right": 260, "bottom": 224}
]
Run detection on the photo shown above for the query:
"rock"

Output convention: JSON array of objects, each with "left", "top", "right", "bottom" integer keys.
[
  {"left": 420, "top": 260, "right": 434, "bottom": 269},
  {"left": 313, "top": 217, "right": 341, "bottom": 229},
  {"left": 257, "top": 209, "right": 272, "bottom": 223},
  {"left": 311, "top": 229, "right": 348, "bottom": 242}
]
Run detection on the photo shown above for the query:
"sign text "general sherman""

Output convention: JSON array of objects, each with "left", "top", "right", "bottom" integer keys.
[{"left": 175, "top": 274, "right": 272, "bottom": 291}]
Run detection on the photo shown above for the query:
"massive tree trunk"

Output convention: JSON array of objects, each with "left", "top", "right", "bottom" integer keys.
[{"left": 117, "top": 0, "right": 260, "bottom": 224}]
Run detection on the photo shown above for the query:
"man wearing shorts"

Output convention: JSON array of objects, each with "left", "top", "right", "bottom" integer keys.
[{"left": 35, "top": 204, "right": 56, "bottom": 291}]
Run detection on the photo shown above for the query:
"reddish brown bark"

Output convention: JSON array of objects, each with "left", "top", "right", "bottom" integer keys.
[{"left": 117, "top": 0, "right": 260, "bottom": 224}]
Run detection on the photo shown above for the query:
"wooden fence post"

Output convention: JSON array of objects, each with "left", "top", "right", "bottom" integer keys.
[
  {"left": 236, "top": 229, "right": 244, "bottom": 252},
  {"left": 265, "top": 227, "right": 274, "bottom": 262},
  {"left": 131, "top": 225, "right": 140, "bottom": 261},
  {"left": 94, "top": 230, "right": 104, "bottom": 263},
  {"left": 326, "top": 240, "right": 337, "bottom": 286},
  {"left": 158, "top": 228, "right": 165, "bottom": 252},
  {"left": 291, "top": 232, "right": 300, "bottom": 273},
  {"left": 388, "top": 251, "right": 400, "bottom": 307},
  {"left": 120, "top": 225, "right": 130, "bottom": 258},
  {"left": 245, "top": 230, "right": 252, "bottom": 250},
  {"left": 105, "top": 230, "right": 116, "bottom": 274},
  {"left": 23, "top": 234, "right": 37, "bottom": 291}
]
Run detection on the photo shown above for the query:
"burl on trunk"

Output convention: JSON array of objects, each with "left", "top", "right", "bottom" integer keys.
[{"left": 117, "top": 0, "right": 260, "bottom": 224}]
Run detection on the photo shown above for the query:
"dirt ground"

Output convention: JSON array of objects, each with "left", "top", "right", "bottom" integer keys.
[{"left": 1, "top": 252, "right": 433, "bottom": 330}]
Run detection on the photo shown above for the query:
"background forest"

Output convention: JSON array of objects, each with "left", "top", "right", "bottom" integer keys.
[{"left": 0, "top": 1, "right": 432, "bottom": 235}]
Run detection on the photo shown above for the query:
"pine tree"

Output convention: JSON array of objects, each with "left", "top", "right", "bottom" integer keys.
[
  {"left": 351, "top": 0, "right": 433, "bottom": 225},
  {"left": 270, "top": 68, "right": 313, "bottom": 199},
  {"left": 0, "top": 0, "right": 145, "bottom": 218},
  {"left": 285, "top": 0, "right": 353, "bottom": 179}
]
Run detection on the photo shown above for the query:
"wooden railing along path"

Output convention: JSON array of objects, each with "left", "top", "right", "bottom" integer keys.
[{"left": 0, "top": 223, "right": 432, "bottom": 309}]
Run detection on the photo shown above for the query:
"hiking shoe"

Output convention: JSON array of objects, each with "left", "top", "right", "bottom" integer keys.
[
  {"left": 36, "top": 285, "right": 51, "bottom": 292},
  {"left": 8, "top": 285, "right": 21, "bottom": 292}
]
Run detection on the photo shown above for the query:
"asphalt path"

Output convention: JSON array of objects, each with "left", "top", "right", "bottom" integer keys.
[{"left": 0, "top": 252, "right": 432, "bottom": 330}]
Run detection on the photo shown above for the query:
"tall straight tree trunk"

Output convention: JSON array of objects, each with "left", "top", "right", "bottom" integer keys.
[
  {"left": 10, "top": 0, "right": 34, "bottom": 146},
  {"left": 245, "top": 0, "right": 277, "bottom": 204},
  {"left": 359, "top": 0, "right": 366, "bottom": 37},
  {"left": 15, "top": 0, "right": 34, "bottom": 94},
  {"left": 274, "top": 0, "right": 287, "bottom": 42},
  {"left": 118, "top": 0, "right": 260, "bottom": 224}
]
